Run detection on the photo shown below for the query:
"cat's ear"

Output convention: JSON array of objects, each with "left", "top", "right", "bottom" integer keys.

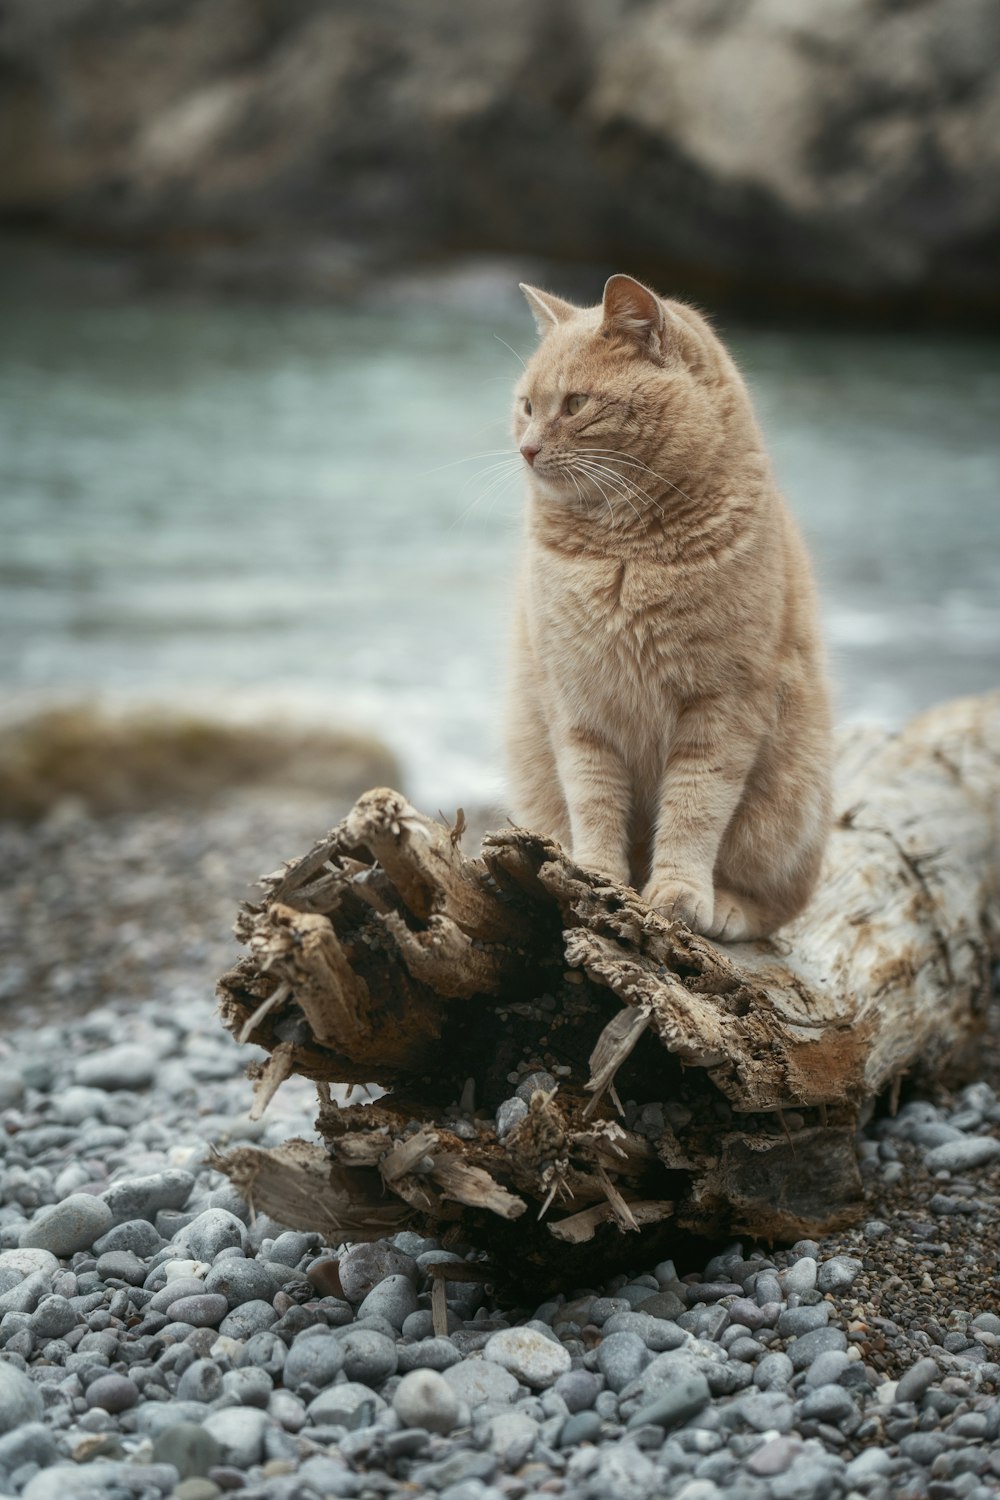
[
  {"left": 601, "top": 274, "right": 666, "bottom": 355},
  {"left": 519, "top": 284, "right": 577, "bottom": 335}
]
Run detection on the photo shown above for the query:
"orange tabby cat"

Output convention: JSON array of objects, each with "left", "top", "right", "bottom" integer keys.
[{"left": 506, "top": 274, "right": 832, "bottom": 941}]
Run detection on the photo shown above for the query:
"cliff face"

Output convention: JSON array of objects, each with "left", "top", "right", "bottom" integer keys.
[{"left": 2, "top": 0, "right": 999, "bottom": 308}]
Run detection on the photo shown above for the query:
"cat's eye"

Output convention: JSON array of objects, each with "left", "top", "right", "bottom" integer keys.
[
  {"left": 566, "top": 394, "right": 588, "bottom": 415},
  {"left": 522, "top": 398, "right": 532, "bottom": 416}
]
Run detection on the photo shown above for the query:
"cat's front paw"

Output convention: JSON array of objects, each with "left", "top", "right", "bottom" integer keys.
[{"left": 644, "top": 873, "right": 714, "bottom": 934}]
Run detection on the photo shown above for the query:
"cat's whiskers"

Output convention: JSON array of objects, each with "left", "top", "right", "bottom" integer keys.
[
  {"left": 569, "top": 460, "right": 619, "bottom": 528},
  {"left": 421, "top": 447, "right": 517, "bottom": 477},
  {"left": 583, "top": 448, "right": 696, "bottom": 510},
  {"left": 574, "top": 458, "right": 646, "bottom": 526},
  {"left": 451, "top": 456, "right": 523, "bottom": 528}
]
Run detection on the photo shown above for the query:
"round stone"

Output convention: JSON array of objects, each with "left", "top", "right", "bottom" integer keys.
[
  {"left": 201, "top": 1408, "right": 271, "bottom": 1468},
  {"left": 816, "top": 1255, "right": 863, "bottom": 1294},
  {"left": 29, "top": 1295, "right": 77, "bottom": 1340},
  {"left": 357, "top": 1273, "right": 418, "bottom": 1330},
  {"left": 165, "top": 1294, "right": 229, "bottom": 1328},
  {"left": 595, "top": 1331, "right": 649, "bottom": 1393},
  {"left": 396, "top": 1337, "right": 462, "bottom": 1373},
  {"left": 176, "top": 1360, "right": 224, "bottom": 1404},
  {"left": 555, "top": 1369, "right": 600, "bottom": 1413},
  {"left": 101, "top": 1170, "right": 195, "bottom": 1225},
  {"left": 218, "top": 1299, "right": 278, "bottom": 1340},
  {"left": 338, "top": 1328, "right": 398, "bottom": 1386},
  {"left": 74, "top": 1045, "right": 156, "bottom": 1090},
  {"left": 626, "top": 1375, "right": 711, "bottom": 1430},
  {"left": 337, "top": 1242, "right": 417, "bottom": 1304},
  {"left": 204, "top": 1258, "right": 278, "bottom": 1308},
  {"left": 924, "top": 1137, "right": 1000, "bottom": 1173},
  {"left": 307, "top": 1382, "right": 388, "bottom": 1425},
  {"left": 782, "top": 1257, "right": 817, "bottom": 1295},
  {"left": 18, "top": 1195, "right": 113, "bottom": 1257},
  {"left": 393, "top": 1369, "right": 461, "bottom": 1433},
  {"left": 178, "top": 1210, "right": 246, "bottom": 1261},
  {"left": 895, "top": 1356, "right": 941, "bottom": 1404},
  {"left": 281, "top": 1331, "right": 346, "bottom": 1393},
  {"left": 560, "top": 1410, "right": 603, "bottom": 1446},
  {"left": 151, "top": 1422, "right": 223, "bottom": 1479},
  {"left": 85, "top": 1374, "right": 139, "bottom": 1414},
  {"left": 0, "top": 1362, "right": 44, "bottom": 1433},
  {"left": 484, "top": 1327, "right": 572, "bottom": 1388},
  {"left": 444, "top": 1359, "right": 519, "bottom": 1407},
  {"left": 786, "top": 1326, "right": 847, "bottom": 1371}
]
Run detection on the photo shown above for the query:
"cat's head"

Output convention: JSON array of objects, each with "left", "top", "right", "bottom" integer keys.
[{"left": 512, "top": 275, "right": 742, "bottom": 522}]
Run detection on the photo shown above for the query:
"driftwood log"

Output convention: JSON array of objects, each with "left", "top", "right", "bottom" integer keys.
[{"left": 216, "top": 692, "right": 1000, "bottom": 1286}]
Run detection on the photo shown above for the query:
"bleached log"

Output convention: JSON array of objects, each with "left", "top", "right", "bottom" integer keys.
[{"left": 217, "top": 693, "right": 1000, "bottom": 1282}]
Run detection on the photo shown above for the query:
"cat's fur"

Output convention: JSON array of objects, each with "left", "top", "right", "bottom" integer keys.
[{"left": 506, "top": 274, "right": 832, "bottom": 940}]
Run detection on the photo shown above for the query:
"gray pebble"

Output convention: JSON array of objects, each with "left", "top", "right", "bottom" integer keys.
[
  {"left": 203, "top": 1257, "right": 278, "bottom": 1308},
  {"left": 338, "top": 1327, "right": 398, "bottom": 1385},
  {"left": 18, "top": 1195, "right": 112, "bottom": 1257},
  {"left": 0, "top": 1361, "right": 44, "bottom": 1432},
  {"left": 267, "top": 1232, "right": 313, "bottom": 1267},
  {"left": 495, "top": 1098, "right": 528, "bottom": 1138},
  {"left": 282, "top": 1332, "right": 345, "bottom": 1393},
  {"left": 816, "top": 1255, "right": 863, "bottom": 1294},
  {"left": 85, "top": 1374, "right": 139, "bottom": 1413},
  {"left": 776, "top": 1302, "right": 829, "bottom": 1337},
  {"left": 393, "top": 1368, "right": 461, "bottom": 1433},
  {"left": 178, "top": 1209, "right": 246, "bottom": 1261},
  {"left": 74, "top": 1045, "right": 157, "bottom": 1090},
  {"left": 924, "top": 1137, "right": 1000, "bottom": 1172},
  {"left": 602, "top": 1310, "right": 687, "bottom": 1351},
  {"left": 166, "top": 1294, "right": 229, "bottom": 1328},
  {"left": 803, "top": 1349, "right": 851, "bottom": 1387},
  {"left": 555, "top": 1368, "right": 600, "bottom": 1413},
  {"left": 0, "top": 1422, "right": 55, "bottom": 1474},
  {"left": 176, "top": 1360, "right": 224, "bottom": 1403},
  {"left": 337, "top": 1241, "right": 417, "bottom": 1303},
  {"left": 799, "top": 1382, "right": 855, "bottom": 1423},
  {"left": 201, "top": 1407, "right": 271, "bottom": 1468},
  {"left": 218, "top": 1299, "right": 277, "bottom": 1339},
  {"left": 754, "top": 1351, "right": 795, "bottom": 1390},
  {"left": 515, "top": 1070, "right": 557, "bottom": 1101},
  {"left": 396, "top": 1337, "right": 462, "bottom": 1373},
  {"left": 786, "top": 1326, "right": 847, "bottom": 1370},
  {"left": 560, "top": 1409, "right": 603, "bottom": 1446},
  {"left": 627, "top": 1375, "right": 711, "bottom": 1430},
  {"left": 307, "top": 1381, "right": 388, "bottom": 1424},
  {"left": 149, "top": 1422, "right": 221, "bottom": 1482},
  {"left": 95, "top": 1250, "right": 147, "bottom": 1285},
  {"left": 221, "top": 1367, "right": 272, "bottom": 1407},
  {"left": 485, "top": 1326, "right": 572, "bottom": 1388},
  {"left": 596, "top": 1331, "right": 650, "bottom": 1393},
  {"left": 28, "top": 1295, "right": 77, "bottom": 1340},
  {"left": 101, "top": 1171, "right": 195, "bottom": 1225},
  {"left": 634, "top": 1289, "right": 686, "bottom": 1320},
  {"left": 357, "top": 1272, "right": 419, "bottom": 1330},
  {"left": 895, "top": 1356, "right": 940, "bottom": 1403},
  {"left": 444, "top": 1358, "right": 519, "bottom": 1407}
]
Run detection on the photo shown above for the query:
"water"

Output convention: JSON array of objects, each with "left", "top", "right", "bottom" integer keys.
[{"left": 1, "top": 276, "right": 997, "bottom": 809}]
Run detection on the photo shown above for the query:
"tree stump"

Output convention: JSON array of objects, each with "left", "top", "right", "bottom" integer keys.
[{"left": 216, "top": 693, "right": 1000, "bottom": 1285}]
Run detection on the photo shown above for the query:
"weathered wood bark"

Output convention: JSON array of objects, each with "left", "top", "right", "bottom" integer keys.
[{"left": 217, "top": 692, "right": 1000, "bottom": 1285}]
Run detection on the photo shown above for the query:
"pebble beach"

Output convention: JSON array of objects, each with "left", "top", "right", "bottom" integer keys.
[{"left": 1, "top": 793, "right": 999, "bottom": 1500}]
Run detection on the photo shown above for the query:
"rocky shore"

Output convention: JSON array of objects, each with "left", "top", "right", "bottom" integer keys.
[
  {"left": 1, "top": 788, "right": 999, "bottom": 1499},
  {"left": 2, "top": 0, "right": 999, "bottom": 313}
]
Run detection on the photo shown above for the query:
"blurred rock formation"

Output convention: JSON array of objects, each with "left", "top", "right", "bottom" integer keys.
[{"left": 1, "top": 0, "right": 998, "bottom": 310}]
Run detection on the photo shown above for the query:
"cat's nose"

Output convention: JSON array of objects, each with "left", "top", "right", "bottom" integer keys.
[{"left": 520, "top": 443, "right": 541, "bottom": 467}]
